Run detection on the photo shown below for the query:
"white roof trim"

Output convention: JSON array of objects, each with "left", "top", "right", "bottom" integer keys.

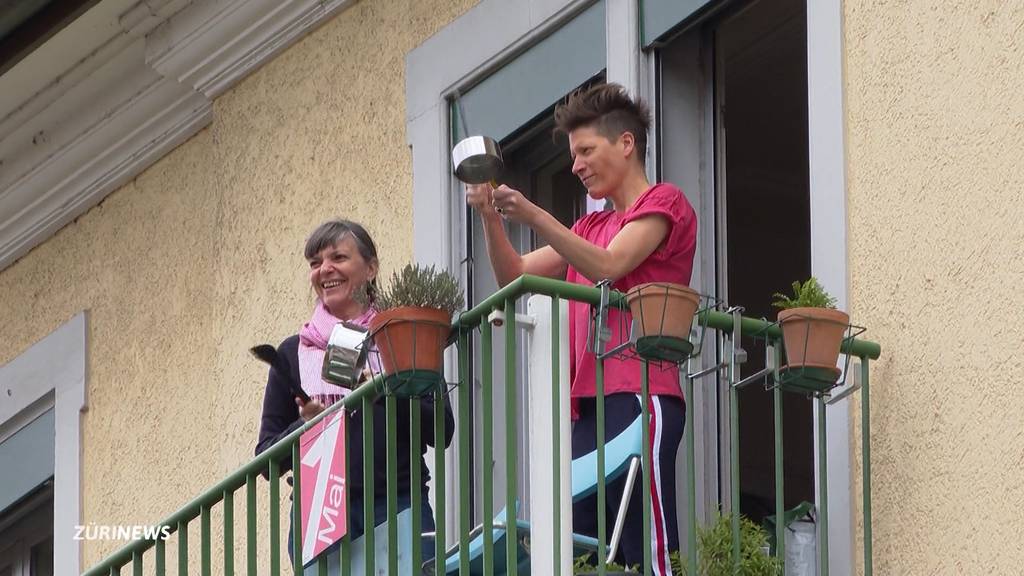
[{"left": 0, "top": 0, "right": 355, "bottom": 272}]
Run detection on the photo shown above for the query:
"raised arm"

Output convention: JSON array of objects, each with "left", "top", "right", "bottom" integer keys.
[
  {"left": 467, "top": 183, "right": 567, "bottom": 287},
  {"left": 490, "top": 184, "right": 669, "bottom": 284}
]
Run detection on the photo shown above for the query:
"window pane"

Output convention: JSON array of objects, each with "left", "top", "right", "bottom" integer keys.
[{"left": 31, "top": 536, "right": 54, "bottom": 576}]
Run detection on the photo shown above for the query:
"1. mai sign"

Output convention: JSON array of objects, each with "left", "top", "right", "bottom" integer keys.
[{"left": 299, "top": 410, "right": 347, "bottom": 565}]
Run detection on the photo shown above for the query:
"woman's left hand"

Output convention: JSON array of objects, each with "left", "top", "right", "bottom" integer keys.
[
  {"left": 491, "top": 185, "right": 538, "bottom": 224},
  {"left": 296, "top": 397, "right": 326, "bottom": 422}
]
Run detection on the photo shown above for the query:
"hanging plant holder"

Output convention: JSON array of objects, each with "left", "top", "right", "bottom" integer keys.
[
  {"left": 774, "top": 308, "right": 865, "bottom": 395},
  {"left": 624, "top": 282, "right": 702, "bottom": 364},
  {"left": 367, "top": 307, "right": 451, "bottom": 398}
]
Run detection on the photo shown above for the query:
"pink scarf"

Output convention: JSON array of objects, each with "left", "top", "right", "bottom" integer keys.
[{"left": 298, "top": 300, "right": 376, "bottom": 406}]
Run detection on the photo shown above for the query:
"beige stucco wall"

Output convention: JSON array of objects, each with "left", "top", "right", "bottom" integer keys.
[
  {"left": 846, "top": 0, "right": 1024, "bottom": 573},
  {"left": 0, "top": 0, "right": 476, "bottom": 567}
]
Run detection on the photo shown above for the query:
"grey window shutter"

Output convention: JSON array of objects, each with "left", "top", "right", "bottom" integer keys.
[
  {"left": 453, "top": 1, "right": 606, "bottom": 143},
  {"left": 0, "top": 408, "right": 55, "bottom": 515}
]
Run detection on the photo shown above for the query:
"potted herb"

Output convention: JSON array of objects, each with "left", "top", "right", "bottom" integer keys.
[
  {"left": 624, "top": 282, "right": 701, "bottom": 362},
  {"left": 667, "top": 515, "right": 782, "bottom": 575},
  {"left": 368, "top": 264, "right": 463, "bottom": 393},
  {"left": 771, "top": 277, "right": 849, "bottom": 382},
  {"left": 572, "top": 553, "right": 639, "bottom": 575}
]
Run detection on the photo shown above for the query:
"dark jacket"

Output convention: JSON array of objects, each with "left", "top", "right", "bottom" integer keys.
[{"left": 255, "top": 335, "right": 455, "bottom": 497}]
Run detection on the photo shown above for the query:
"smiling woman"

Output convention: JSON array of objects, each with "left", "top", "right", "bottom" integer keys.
[
  {"left": 304, "top": 220, "right": 380, "bottom": 323},
  {"left": 255, "top": 219, "right": 454, "bottom": 573}
]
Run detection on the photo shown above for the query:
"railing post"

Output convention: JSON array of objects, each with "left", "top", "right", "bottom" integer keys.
[
  {"left": 684, "top": 359, "right": 697, "bottom": 576},
  {"left": 729, "top": 309, "right": 742, "bottom": 573},
  {"left": 246, "top": 474, "right": 256, "bottom": 576},
  {"left": 641, "top": 361, "right": 652, "bottom": 576},
  {"left": 596, "top": 356, "right": 607, "bottom": 575},
  {"left": 386, "top": 393, "right": 399, "bottom": 576},
  {"left": 550, "top": 296, "right": 561, "bottom": 576},
  {"left": 341, "top": 409, "right": 351, "bottom": 576},
  {"left": 269, "top": 460, "right": 280, "bottom": 576},
  {"left": 862, "top": 357, "right": 872, "bottom": 576},
  {"left": 433, "top": 379, "right": 447, "bottom": 576},
  {"left": 773, "top": 345, "right": 786, "bottom": 572},
  {"left": 156, "top": 536, "right": 166, "bottom": 576},
  {"left": 504, "top": 297, "right": 518, "bottom": 576},
  {"left": 291, "top": 441, "right": 302, "bottom": 576},
  {"left": 361, "top": 395, "right": 374, "bottom": 576},
  {"left": 458, "top": 328, "right": 472, "bottom": 575},
  {"left": 179, "top": 519, "right": 189, "bottom": 576},
  {"left": 409, "top": 396, "right": 423, "bottom": 575},
  {"left": 482, "top": 321, "right": 495, "bottom": 576},
  {"left": 201, "top": 505, "right": 211, "bottom": 576},
  {"left": 224, "top": 489, "right": 234, "bottom": 576},
  {"left": 818, "top": 394, "right": 830, "bottom": 576}
]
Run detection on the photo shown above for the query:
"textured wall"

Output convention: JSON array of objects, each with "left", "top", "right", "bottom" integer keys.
[
  {"left": 845, "top": 0, "right": 1024, "bottom": 573},
  {"left": 0, "top": 0, "right": 476, "bottom": 566}
]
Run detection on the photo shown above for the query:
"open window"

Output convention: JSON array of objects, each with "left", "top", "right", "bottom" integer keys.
[{"left": 656, "top": 0, "right": 822, "bottom": 546}]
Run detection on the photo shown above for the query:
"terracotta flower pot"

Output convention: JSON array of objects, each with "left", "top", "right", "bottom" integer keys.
[
  {"left": 625, "top": 282, "right": 701, "bottom": 340},
  {"left": 777, "top": 307, "right": 850, "bottom": 370},
  {"left": 369, "top": 307, "right": 451, "bottom": 375},
  {"left": 624, "top": 282, "right": 701, "bottom": 362}
]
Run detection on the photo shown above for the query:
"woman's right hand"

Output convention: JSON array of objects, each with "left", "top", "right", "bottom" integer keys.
[
  {"left": 295, "top": 397, "right": 326, "bottom": 422},
  {"left": 466, "top": 183, "right": 498, "bottom": 216}
]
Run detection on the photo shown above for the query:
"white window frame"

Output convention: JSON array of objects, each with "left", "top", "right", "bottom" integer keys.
[
  {"left": 0, "top": 313, "right": 87, "bottom": 576},
  {"left": 807, "top": 1, "right": 853, "bottom": 572},
  {"left": 407, "top": 1, "right": 853, "bottom": 569}
]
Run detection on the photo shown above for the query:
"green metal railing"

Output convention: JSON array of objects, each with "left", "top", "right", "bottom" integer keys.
[{"left": 84, "top": 274, "right": 880, "bottom": 576}]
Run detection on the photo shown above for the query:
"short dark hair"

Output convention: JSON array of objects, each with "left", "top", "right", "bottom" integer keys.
[
  {"left": 553, "top": 83, "right": 652, "bottom": 166},
  {"left": 304, "top": 219, "right": 379, "bottom": 299}
]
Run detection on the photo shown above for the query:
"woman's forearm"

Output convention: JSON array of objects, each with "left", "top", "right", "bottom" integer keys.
[{"left": 480, "top": 212, "right": 525, "bottom": 287}]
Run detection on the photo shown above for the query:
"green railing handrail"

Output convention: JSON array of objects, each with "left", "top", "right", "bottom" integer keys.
[
  {"left": 454, "top": 274, "right": 881, "bottom": 359},
  {"left": 81, "top": 376, "right": 386, "bottom": 576},
  {"left": 86, "top": 272, "right": 880, "bottom": 576}
]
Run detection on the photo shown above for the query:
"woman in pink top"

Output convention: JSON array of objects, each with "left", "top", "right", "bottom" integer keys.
[{"left": 465, "top": 83, "right": 696, "bottom": 575}]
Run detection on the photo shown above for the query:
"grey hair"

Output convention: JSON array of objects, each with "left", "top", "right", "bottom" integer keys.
[{"left": 304, "top": 219, "right": 380, "bottom": 301}]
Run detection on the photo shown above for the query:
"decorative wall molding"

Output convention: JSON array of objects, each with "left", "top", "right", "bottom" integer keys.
[
  {"left": 0, "top": 0, "right": 355, "bottom": 272},
  {"left": 147, "top": 0, "right": 354, "bottom": 98}
]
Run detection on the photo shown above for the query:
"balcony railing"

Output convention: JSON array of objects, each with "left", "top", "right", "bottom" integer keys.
[{"left": 84, "top": 274, "right": 881, "bottom": 576}]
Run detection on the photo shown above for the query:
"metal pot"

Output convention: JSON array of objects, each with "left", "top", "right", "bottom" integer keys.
[{"left": 452, "top": 135, "right": 503, "bottom": 184}]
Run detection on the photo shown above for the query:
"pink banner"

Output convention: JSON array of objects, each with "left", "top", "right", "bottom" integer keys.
[{"left": 299, "top": 411, "right": 347, "bottom": 565}]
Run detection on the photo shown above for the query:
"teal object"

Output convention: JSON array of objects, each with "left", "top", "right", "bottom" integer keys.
[
  {"left": 777, "top": 365, "right": 842, "bottom": 394},
  {"left": 382, "top": 369, "right": 443, "bottom": 398},
  {"left": 437, "top": 417, "right": 643, "bottom": 574},
  {"left": 634, "top": 335, "right": 694, "bottom": 363}
]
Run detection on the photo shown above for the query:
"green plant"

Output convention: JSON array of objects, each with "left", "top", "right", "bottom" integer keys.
[
  {"left": 373, "top": 264, "right": 464, "bottom": 316},
  {"left": 771, "top": 277, "right": 837, "bottom": 310},
  {"left": 668, "top": 515, "right": 782, "bottom": 576},
  {"left": 572, "top": 552, "right": 638, "bottom": 574}
]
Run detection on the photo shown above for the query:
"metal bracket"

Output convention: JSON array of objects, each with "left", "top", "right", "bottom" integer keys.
[
  {"left": 826, "top": 363, "right": 862, "bottom": 406},
  {"left": 590, "top": 279, "right": 614, "bottom": 355},
  {"left": 688, "top": 362, "right": 729, "bottom": 380},
  {"left": 487, "top": 309, "right": 537, "bottom": 329}
]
